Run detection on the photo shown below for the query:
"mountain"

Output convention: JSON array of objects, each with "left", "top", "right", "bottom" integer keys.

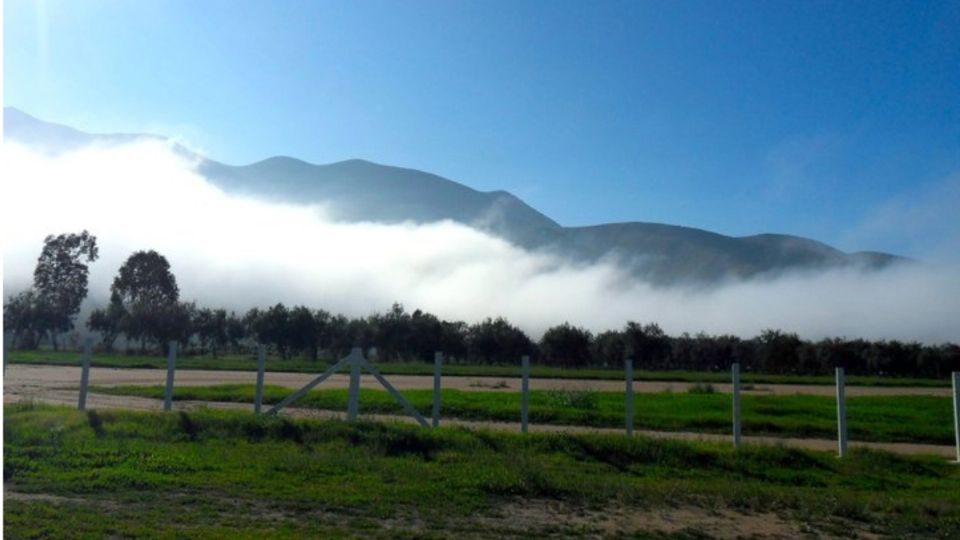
[
  {"left": 198, "top": 156, "right": 562, "bottom": 249},
  {"left": 3, "top": 107, "right": 906, "bottom": 284}
]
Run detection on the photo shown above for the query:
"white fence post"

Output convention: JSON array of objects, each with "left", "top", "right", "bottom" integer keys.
[
  {"left": 625, "top": 357, "right": 634, "bottom": 437},
  {"left": 77, "top": 338, "right": 93, "bottom": 410},
  {"left": 432, "top": 352, "right": 442, "bottom": 428},
  {"left": 164, "top": 341, "right": 178, "bottom": 412},
  {"left": 3, "top": 332, "right": 11, "bottom": 373},
  {"left": 836, "top": 367, "right": 847, "bottom": 458},
  {"left": 347, "top": 347, "right": 362, "bottom": 422},
  {"left": 953, "top": 372, "right": 960, "bottom": 463},
  {"left": 254, "top": 345, "right": 266, "bottom": 414},
  {"left": 732, "top": 363, "right": 741, "bottom": 448},
  {"left": 521, "top": 355, "right": 530, "bottom": 434}
]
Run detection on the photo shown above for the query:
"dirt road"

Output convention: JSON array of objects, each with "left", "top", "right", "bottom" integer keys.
[{"left": 3, "top": 364, "right": 952, "bottom": 398}]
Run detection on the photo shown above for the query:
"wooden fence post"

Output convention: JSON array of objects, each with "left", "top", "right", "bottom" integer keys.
[
  {"left": 732, "top": 363, "right": 741, "bottom": 448},
  {"left": 836, "top": 367, "right": 847, "bottom": 458},
  {"left": 347, "top": 347, "right": 362, "bottom": 422},
  {"left": 521, "top": 355, "right": 530, "bottom": 434},
  {"left": 254, "top": 345, "right": 266, "bottom": 414},
  {"left": 164, "top": 341, "right": 177, "bottom": 412},
  {"left": 625, "top": 357, "right": 634, "bottom": 437},
  {"left": 2, "top": 332, "right": 11, "bottom": 373},
  {"left": 432, "top": 352, "right": 443, "bottom": 428},
  {"left": 77, "top": 338, "right": 93, "bottom": 410}
]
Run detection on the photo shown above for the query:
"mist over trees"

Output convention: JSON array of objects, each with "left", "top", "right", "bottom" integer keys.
[
  {"left": 4, "top": 238, "right": 960, "bottom": 378},
  {"left": 84, "top": 250, "right": 192, "bottom": 354},
  {"left": 3, "top": 230, "right": 99, "bottom": 349}
]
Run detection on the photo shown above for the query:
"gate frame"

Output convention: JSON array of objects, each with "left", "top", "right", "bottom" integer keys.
[{"left": 265, "top": 347, "right": 429, "bottom": 427}]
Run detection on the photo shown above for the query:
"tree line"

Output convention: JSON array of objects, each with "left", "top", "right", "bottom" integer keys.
[{"left": 5, "top": 231, "right": 959, "bottom": 378}]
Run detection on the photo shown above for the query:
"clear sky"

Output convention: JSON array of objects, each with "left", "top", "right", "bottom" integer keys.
[{"left": 4, "top": 0, "right": 959, "bottom": 257}]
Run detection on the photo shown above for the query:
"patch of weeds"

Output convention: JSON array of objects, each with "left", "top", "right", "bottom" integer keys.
[
  {"left": 346, "top": 422, "right": 443, "bottom": 460},
  {"left": 178, "top": 411, "right": 200, "bottom": 441},
  {"left": 86, "top": 410, "right": 106, "bottom": 438},
  {"left": 469, "top": 380, "right": 510, "bottom": 389},
  {"left": 241, "top": 418, "right": 268, "bottom": 441},
  {"left": 471, "top": 430, "right": 504, "bottom": 452},
  {"left": 276, "top": 419, "right": 304, "bottom": 445},
  {"left": 381, "top": 431, "right": 439, "bottom": 460},
  {"left": 545, "top": 389, "right": 599, "bottom": 410},
  {"left": 687, "top": 383, "right": 716, "bottom": 394}
]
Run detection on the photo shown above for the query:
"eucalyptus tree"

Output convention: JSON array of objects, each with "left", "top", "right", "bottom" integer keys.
[
  {"left": 111, "top": 250, "right": 180, "bottom": 352},
  {"left": 32, "top": 230, "right": 99, "bottom": 349}
]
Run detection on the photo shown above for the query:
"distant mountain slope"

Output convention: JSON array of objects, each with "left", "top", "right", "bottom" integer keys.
[
  {"left": 3, "top": 107, "right": 907, "bottom": 284},
  {"left": 198, "top": 156, "right": 562, "bottom": 248},
  {"left": 3, "top": 107, "right": 158, "bottom": 153}
]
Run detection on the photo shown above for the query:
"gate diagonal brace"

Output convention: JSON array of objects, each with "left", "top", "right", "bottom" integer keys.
[
  {"left": 266, "top": 355, "right": 350, "bottom": 416},
  {"left": 266, "top": 348, "right": 430, "bottom": 428},
  {"left": 362, "top": 358, "right": 430, "bottom": 428}
]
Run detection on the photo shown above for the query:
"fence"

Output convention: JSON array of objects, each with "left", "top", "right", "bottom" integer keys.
[{"left": 16, "top": 339, "right": 960, "bottom": 462}]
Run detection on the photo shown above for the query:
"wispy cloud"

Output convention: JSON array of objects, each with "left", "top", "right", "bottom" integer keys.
[
  {"left": 841, "top": 173, "right": 960, "bottom": 261},
  {"left": 765, "top": 133, "right": 847, "bottom": 202}
]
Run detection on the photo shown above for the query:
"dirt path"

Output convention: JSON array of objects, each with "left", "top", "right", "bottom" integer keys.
[
  {"left": 3, "top": 364, "right": 951, "bottom": 397},
  {"left": 6, "top": 387, "right": 955, "bottom": 459}
]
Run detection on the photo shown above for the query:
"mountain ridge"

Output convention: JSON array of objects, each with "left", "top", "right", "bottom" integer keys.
[{"left": 3, "top": 106, "right": 907, "bottom": 284}]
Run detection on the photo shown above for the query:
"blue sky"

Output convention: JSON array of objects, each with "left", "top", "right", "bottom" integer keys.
[{"left": 5, "top": 0, "right": 959, "bottom": 257}]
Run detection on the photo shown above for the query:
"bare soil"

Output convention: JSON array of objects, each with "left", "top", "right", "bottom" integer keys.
[
  {"left": 2, "top": 487, "right": 882, "bottom": 539},
  {"left": 480, "top": 498, "right": 883, "bottom": 539}
]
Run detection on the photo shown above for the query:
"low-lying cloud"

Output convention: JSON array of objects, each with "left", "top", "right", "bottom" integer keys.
[{"left": 3, "top": 140, "right": 958, "bottom": 343}]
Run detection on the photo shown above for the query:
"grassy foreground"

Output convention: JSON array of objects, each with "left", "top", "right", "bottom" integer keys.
[
  {"left": 5, "top": 403, "right": 960, "bottom": 538},
  {"left": 92, "top": 384, "right": 957, "bottom": 445},
  {"left": 8, "top": 349, "right": 951, "bottom": 387}
]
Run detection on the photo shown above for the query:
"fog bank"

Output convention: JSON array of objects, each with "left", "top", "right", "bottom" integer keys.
[{"left": 3, "top": 141, "right": 958, "bottom": 343}]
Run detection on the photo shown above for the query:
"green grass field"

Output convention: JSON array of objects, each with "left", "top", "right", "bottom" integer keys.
[
  {"left": 90, "top": 384, "right": 957, "bottom": 445},
  {"left": 8, "top": 348, "right": 951, "bottom": 387},
  {"left": 5, "top": 404, "right": 960, "bottom": 538}
]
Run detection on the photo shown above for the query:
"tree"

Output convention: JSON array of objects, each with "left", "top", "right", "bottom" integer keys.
[
  {"left": 225, "top": 311, "right": 247, "bottom": 354},
  {"left": 467, "top": 317, "right": 536, "bottom": 364},
  {"left": 591, "top": 330, "right": 626, "bottom": 368},
  {"left": 246, "top": 304, "right": 292, "bottom": 359},
  {"left": 194, "top": 307, "right": 233, "bottom": 358},
  {"left": 408, "top": 309, "right": 443, "bottom": 362},
  {"left": 86, "top": 291, "right": 127, "bottom": 351},
  {"left": 151, "top": 300, "right": 196, "bottom": 351},
  {"left": 624, "top": 322, "right": 670, "bottom": 368},
  {"left": 540, "top": 323, "right": 593, "bottom": 367},
  {"left": 438, "top": 320, "right": 469, "bottom": 363},
  {"left": 112, "top": 250, "right": 179, "bottom": 308},
  {"left": 111, "top": 250, "right": 180, "bottom": 351},
  {"left": 30, "top": 230, "right": 99, "bottom": 349},
  {"left": 287, "top": 306, "right": 321, "bottom": 360},
  {"left": 756, "top": 329, "right": 802, "bottom": 373},
  {"left": 370, "top": 303, "right": 412, "bottom": 361},
  {"left": 4, "top": 290, "right": 45, "bottom": 349}
]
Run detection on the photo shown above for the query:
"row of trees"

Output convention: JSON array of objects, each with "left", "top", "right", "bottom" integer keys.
[
  {"left": 5, "top": 232, "right": 960, "bottom": 377},
  {"left": 84, "top": 302, "right": 960, "bottom": 378}
]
